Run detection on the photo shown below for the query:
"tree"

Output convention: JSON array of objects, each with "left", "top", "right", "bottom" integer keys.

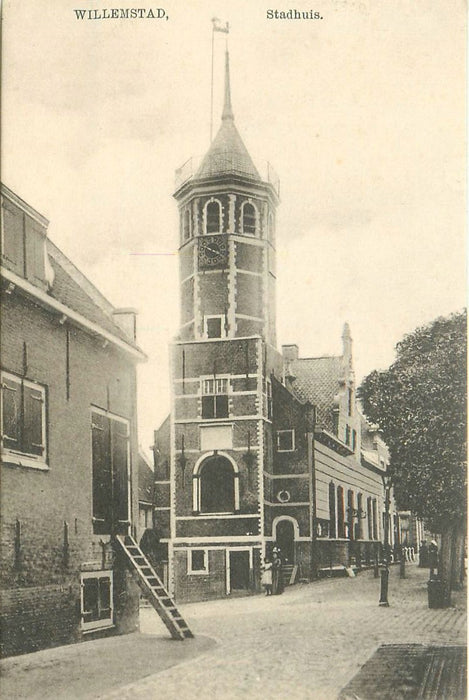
[{"left": 359, "top": 310, "right": 466, "bottom": 605}]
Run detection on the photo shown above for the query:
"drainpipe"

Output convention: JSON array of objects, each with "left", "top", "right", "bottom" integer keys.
[{"left": 306, "top": 403, "right": 318, "bottom": 580}]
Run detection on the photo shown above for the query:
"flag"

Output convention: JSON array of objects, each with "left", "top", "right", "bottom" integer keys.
[{"left": 212, "top": 17, "right": 229, "bottom": 33}]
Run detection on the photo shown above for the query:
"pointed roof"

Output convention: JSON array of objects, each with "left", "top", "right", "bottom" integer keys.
[{"left": 194, "top": 50, "right": 260, "bottom": 182}]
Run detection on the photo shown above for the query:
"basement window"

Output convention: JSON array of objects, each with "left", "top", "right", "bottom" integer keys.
[
  {"left": 188, "top": 549, "right": 208, "bottom": 574},
  {"left": 81, "top": 571, "right": 113, "bottom": 631}
]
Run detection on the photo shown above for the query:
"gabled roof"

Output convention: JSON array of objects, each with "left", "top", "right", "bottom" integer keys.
[
  {"left": 47, "top": 241, "right": 135, "bottom": 346},
  {"left": 194, "top": 51, "right": 260, "bottom": 183},
  {"left": 288, "top": 355, "right": 342, "bottom": 431},
  {"left": 1, "top": 183, "right": 146, "bottom": 360}
]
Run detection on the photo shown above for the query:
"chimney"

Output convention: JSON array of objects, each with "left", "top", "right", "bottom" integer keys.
[
  {"left": 281, "top": 344, "right": 299, "bottom": 362},
  {"left": 112, "top": 308, "right": 137, "bottom": 341},
  {"left": 342, "top": 323, "right": 352, "bottom": 367}
]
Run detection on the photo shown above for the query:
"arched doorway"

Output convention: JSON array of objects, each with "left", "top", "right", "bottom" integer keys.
[{"left": 275, "top": 519, "right": 296, "bottom": 564}]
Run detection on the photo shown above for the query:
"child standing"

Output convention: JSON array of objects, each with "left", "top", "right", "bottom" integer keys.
[{"left": 261, "top": 557, "right": 272, "bottom": 595}]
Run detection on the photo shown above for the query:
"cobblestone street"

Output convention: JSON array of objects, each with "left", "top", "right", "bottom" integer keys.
[
  {"left": 2, "top": 564, "right": 465, "bottom": 700},
  {"left": 109, "top": 564, "right": 466, "bottom": 700}
]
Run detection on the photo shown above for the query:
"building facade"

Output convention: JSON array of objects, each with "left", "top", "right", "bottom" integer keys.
[
  {"left": 0, "top": 184, "right": 146, "bottom": 656},
  {"left": 154, "top": 52, "right": 391, "bottom": 602}
]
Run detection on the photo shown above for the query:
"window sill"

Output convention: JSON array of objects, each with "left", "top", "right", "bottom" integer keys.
[
  {"left": 82, "top": 623, "right": 115, "bottom": 634},
  {"left": 187, "top": 570, "right": 209, "bottom": 576},
  {"left": 1, "top": 451, "right": 49, "bottom": 471}
]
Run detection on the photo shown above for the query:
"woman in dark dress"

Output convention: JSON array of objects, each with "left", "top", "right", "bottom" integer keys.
[{"left": 271, "top": 548, "right": 284, "bottom": 595}]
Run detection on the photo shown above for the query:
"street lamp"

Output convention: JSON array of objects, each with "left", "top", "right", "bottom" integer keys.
[{"left": 379, "top": 474, "right": 392, "bottom": 607}]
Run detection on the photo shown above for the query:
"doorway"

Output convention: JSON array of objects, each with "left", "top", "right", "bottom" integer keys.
[
  {"left": 275, "top": 519, "right": 296, "bottom": 564},
  {"left": 91, "top": 410, "right": 130, "bottom": 536},
  {"left": 228, "top": 550, "right": 250, "bottom": 592}
]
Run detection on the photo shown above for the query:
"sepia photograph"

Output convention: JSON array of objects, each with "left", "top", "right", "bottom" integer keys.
[{"left": 0, "top": 0, "right": 466, "bottom": 697}]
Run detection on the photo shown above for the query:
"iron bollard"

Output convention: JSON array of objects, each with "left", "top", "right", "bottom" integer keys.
[
  {"left": 400, "top": 547, "right": 406, "bottom": 579},
  {"left": 379, "top": 566, "right": 390, "bottom": 606}
]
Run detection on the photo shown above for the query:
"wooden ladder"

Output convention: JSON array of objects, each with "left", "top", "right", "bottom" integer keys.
[{"left": 116, "top": 534, "right": 193, "bottom": 641}]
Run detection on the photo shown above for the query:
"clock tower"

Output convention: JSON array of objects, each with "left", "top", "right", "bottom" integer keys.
[
  {"left": 174, "top": 50, "right": 279, "bottom": 345},
  {"left": 165, "top": 49, "right": 284, "bottom": 602}
]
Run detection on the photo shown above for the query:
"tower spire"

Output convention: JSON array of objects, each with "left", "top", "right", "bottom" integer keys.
[{"left": 222, "top": 50, "right": 234, "bottom": 121}]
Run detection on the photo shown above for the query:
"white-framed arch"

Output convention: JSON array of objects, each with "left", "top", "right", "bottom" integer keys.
[
  {"left": 240, "top": 198, "right": 259, "bottom": 236},
  {"left": 192, "top": 451, "right": 240, "bottom": 513},
  {"left": 272, "top": 514, "right": 300, "bottom": 541},
  {"left": 203, "top": 197, "right": 223, "bottom": 234}
]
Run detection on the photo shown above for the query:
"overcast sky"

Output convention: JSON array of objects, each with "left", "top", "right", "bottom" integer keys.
[{"left": 2, "top": 0, "right": 465, "bottom": 454}]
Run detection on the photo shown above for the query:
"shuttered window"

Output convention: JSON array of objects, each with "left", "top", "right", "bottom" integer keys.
[{"left": 1, "top": 371, "right": 47, "bottom": 465}]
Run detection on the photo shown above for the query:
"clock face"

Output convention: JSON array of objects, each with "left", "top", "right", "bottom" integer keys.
[{"left": 198, "top": 236, "right": 228, "bottom": 269}]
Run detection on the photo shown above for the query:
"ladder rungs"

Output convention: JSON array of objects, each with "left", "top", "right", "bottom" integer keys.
[{"left": 117, "top": 534, "right": 193, "bottom": 641}]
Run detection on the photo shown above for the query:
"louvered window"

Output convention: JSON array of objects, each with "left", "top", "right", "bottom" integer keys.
[{"left": 1, "top": 371, "right": 47, "bottom": 466}]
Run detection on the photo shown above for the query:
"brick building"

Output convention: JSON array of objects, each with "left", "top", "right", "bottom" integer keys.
[
  {"left": 153, "top": 51, "right": 392, "bottom": 602},
  {"left": 0, "top": 184, "right": 146, "bottom": 656}
]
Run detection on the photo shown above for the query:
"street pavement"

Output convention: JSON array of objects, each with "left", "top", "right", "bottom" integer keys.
[
  {"left": 106, "top": 564, "right": 466, "bottom": 700},
  {"left": 1, "top": 564, "right": 465, "bottom": 700}
]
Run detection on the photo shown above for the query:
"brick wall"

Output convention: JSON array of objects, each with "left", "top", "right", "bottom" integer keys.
[{"left": 1, "top": 292, "right": 140, "bottom": 656}]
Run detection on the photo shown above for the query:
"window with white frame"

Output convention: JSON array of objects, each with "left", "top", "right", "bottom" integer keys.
[
  {"left": 241, "top": 201, "right": 256, "bottom": 235},
  {"left": 81, "top": 571, "right": 113, "bottom": 631},
  {"left": 204, "top": 315, "right": 227, "bottom": 339},
  {"left": 276, "top": 429, "right": 295, "bottom": 452},
  {"left": 205, "top": 200, "right": 221, "bottom": 234},
  {"left": 188, "top": 549, "right": 208, "bottom": 574},
  {"left": 182, "top": 208, "right": 191, "bottom": 241},
  {"left": 201, "top": 378, "right": 229, "bottom": 419},
  {"left": 1, "top": 371, "right": 47, "bottom": 468}
]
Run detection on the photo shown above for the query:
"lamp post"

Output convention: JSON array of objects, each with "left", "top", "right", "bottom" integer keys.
[{"left": 379, "top": 474, "right": 392, "bottom": 607}]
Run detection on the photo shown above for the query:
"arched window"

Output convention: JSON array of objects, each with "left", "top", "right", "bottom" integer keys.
[
  {"left": 199, "top": 455, "right": 236, "bottom": 513},
  {"left": 241, "top": 202, "right": 256, "bottom": 235},
  {"left": 367, "top": 496, "right": 373, "bottom": 539},
  {"left": 205, "top": 200, "right": 221, "bottom": 234},
  {"left": 183, "top": 208, "right": 191, "bottom": 241},
  {"left": 268, "top": 212, "right": 275, "bottom": 241},
  {"left": 337, "top": 485, "right": 345, "bottom": 538},
  {"left": 372, "top": 498, "right": 378, "bottom": 540},
  {"left": 356, "top": 493, "right": 363, "bottom": 539},
  {"left": 347, "top": 490, "right": 354, "bottom": 540},
  {"left": 329, "top": 482, "right": 336, "bottom": 538}
]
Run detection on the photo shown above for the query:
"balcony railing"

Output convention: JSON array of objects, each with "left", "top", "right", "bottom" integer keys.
[{"left": 175, "top": 153, "right": 280, "bottom": 196}]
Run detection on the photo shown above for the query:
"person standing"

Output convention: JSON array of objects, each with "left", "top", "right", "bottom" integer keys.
[
  {"left": 261, "top": 557, "right": 273, "bottom": 595},
  {"left": 428, "top": 540, "right": 439, "bottom": 578},
  {"left": 271, "top": 548, "right": 284, "bottom": 595}
]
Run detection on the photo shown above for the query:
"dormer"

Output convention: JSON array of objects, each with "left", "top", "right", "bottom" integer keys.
[{"left": 1, "top": 184, "right": 52, "bottom": 291}]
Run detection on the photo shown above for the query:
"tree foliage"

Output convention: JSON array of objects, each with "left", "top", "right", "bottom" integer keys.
[{"left": 359, "top": 311, "right": 467, "bottom": 532}]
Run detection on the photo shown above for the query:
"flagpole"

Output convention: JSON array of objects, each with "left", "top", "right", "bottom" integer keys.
[
  {"left": 210, "top": 21, "right": 215, "bottom": 143},
  {"left": 210, "top": 19, "right": 230, "bottom": 144}
]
